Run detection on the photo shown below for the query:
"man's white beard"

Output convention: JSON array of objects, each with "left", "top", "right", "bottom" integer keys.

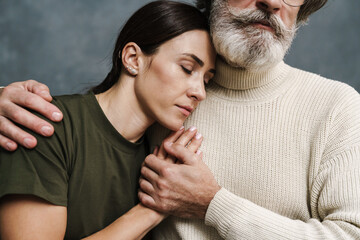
[{"left": 210, "top": 0, "right": 298, "bottom": 71}]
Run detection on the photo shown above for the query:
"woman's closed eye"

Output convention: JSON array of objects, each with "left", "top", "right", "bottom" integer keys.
[{"left": 181, "top": 65, "right": 192, "bottom": 74}]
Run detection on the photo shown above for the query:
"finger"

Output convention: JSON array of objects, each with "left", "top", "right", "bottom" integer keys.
[
  {"left": 141, "top": 160, "right": 160, "bottom": 183},
  {"left": 160, "top": 130, "right": 184, "bottom": 163},
  {"left": 0, "top": 134, "right": 18, "bottom": 151},
  {"left": 163, "top": 141, "right": 197, "bottom": 165},
  {"left": 158, "top": 127, "right": 185, "bottom": 159},
  {"left": 22, "top": 80, "right": 53, "bottom": 102},
  {"left": 157, "top": 143, "right": 167, "bottom": 159},
  {"left": 1, "top": 86, "right": 63, "bottom": 123},
  {"left": 1, "top": 103, "right": 55, "bottom": 137},
  {"left": 196, "top": 149, "right": 203, "bottom": 159},
  {"left": 0, "top": 116, "right": 37, "bottom": 149},
  {"left": 163, "top": 154, "right": 177, "bottom": 164},
  {"left": 138, "top": 190, "right": 156, "bottom": 209},
  {"left": 173, "top": 126, "right": 197, "bottom": 147},
  {"left": 153, "top": 146, "right": 159, "bottom": 155},
  {"left": 13, "top": 88, "right": 63, "bottom": 122},
  {"left": 139, "top": 177, "right": 155, "bottom": 195},
  {"left": 143, "top": 154, "right": 168, "bottom": 177},
  {"left": 186, "top": 132, "right": 203, "bottom": 153}
]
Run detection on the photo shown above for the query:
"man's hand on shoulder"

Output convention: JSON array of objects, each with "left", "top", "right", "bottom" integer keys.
[{"left": 0, "top": 80, "right": 63, "bottom": 151}]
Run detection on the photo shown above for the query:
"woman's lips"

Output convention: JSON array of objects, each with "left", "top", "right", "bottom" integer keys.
[{"left": 176, "top": 105, "right": 193, "bottom": 117}]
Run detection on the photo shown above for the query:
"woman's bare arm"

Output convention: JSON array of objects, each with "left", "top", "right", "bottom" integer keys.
[
  {"left": 84, "top": 204, "right": 164, "bottom": 240},
  {"left": 0, "top": 195, "right": 67, "bottom": 240},
  {"left": 0, "top": 80, "right": 63, "bottom": 151},
  {"left": 0, "top": 195, "right": 164, "bottom": 240}
]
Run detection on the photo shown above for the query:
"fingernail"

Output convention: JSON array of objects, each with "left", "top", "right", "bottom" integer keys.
[
  {"left": 41, "top": 126, "right": 52, "bottom": 136},
  {"left": 189, "top": 126, "right": 196, "bottom": 131},
  {"left": 195, "top": 133, "right": 202, "bottom": 140},
  {"left": 52, "top": 112, "right": 62, "bottom": 121},
  {"left": 6, "top": 142, "right": 15, "bottom": 151},
  {"left": 40, "top": 90, "right": 50, "bottom": 96},
  {"left": 165, "top": 141, "right": 173, "bottom": 147},
  {"left": 23, "top": 138, "right": 34, "bottom": 148},
  {"left": 179, "top": 126, "right": 185, "bottom": 131},
  {"left": 196, "top": 150, "right": 202, "bottom": 155}
]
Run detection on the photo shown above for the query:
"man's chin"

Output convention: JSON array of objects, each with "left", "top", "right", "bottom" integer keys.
[
  {"left": 211, "top": 25, "right": 292, "bottom": 72},
  {"left": 218, "top": 52, "right": 284, "bottom": 72}
]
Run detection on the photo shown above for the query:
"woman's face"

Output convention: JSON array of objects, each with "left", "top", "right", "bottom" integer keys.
[{"left": 135, "top": 30, "right": 216, "bottom": 131}]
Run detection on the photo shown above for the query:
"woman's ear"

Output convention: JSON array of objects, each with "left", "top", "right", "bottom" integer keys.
[{"left": 121, "top": 42, "right": 142, "bottom": 76}]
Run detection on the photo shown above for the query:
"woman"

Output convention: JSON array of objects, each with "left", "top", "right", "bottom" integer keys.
[{"left": 0, "top": 1, "right": 216, "bottom": 239}]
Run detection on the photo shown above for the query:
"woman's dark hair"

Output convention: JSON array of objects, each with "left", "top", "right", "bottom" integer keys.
[
  {"left": 195, "top": 0, "right": 328, "bottom": 24},
  {"left": 92, "top": 0, "right": 209, "bottom": 94}
]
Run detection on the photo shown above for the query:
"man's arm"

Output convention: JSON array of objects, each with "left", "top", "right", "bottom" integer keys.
[
  {"left": 0, "top": 80, "right": 62, "bottom": 151},
  {"left": 139, "top": 143, "right": 360, "bottom": 239}
]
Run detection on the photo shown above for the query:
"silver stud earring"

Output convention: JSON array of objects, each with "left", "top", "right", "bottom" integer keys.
[{"left": 126, "top": 66, "right": 137, "bottom": 75}]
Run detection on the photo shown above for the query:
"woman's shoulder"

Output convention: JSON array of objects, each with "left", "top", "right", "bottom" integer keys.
[
  {"left": 50, "top": 93, "right": 99, "bottom": 127},
  {"left": 52, "top": 93, "right": 94, "bottom": 113}
]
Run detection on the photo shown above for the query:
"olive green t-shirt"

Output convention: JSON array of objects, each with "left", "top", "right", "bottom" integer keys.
[{"left": 0, "top": 93, "right": 149, "bottom": 239}]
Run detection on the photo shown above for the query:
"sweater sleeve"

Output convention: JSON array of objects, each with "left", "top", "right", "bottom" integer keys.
[
  {"left": 205, "top": 86, "right": 360, "bottom": 239},
  {"left": 206, "top": 165, "right": 360, "bottom": 240}
]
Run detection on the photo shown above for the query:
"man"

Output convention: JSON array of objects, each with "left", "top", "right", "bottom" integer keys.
[{"left": 0, "top": 0, "right": 359, "bottom": 239}]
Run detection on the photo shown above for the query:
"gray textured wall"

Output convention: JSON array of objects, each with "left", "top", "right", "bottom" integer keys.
[{"left": 0, "top": 0, "right": 359, "bottom": 94}]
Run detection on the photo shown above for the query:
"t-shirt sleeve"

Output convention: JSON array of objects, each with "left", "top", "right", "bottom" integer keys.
[{"left": 0, "top": 108, "right": 71, "bottom": 206}]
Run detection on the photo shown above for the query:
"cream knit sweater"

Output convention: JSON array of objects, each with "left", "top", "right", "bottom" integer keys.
[{"left": 148, "top": 58, "right": 360, "bottom": 239}]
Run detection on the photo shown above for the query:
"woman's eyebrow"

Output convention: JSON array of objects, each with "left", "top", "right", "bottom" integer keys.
[
  {"left": 182, "top": 53, "right": 204, "bottom": 67},
  {"left": 182, "top": 53, "right": 216, "bottom": 73}
]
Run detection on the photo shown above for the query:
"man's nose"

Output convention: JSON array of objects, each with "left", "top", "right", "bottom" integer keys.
[{"left": 256, "top": 0, "right": 281, "bottom": 14}]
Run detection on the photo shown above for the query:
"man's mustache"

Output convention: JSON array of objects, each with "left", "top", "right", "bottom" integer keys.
[{"left": 228, "top": 9, "right": 292, "bottom": 38}]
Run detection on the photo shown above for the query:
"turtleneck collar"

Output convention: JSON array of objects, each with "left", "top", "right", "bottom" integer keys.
[
  {"left": 207, "top": 57, "right": 293, "bottom": 103},
  {"left": 213, "top": 57, "right": 289, "bottom": 90}
]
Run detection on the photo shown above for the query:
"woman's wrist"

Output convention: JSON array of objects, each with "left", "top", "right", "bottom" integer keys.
[{"left": 135, "top": 203, "right": 167, "bottom": 225}]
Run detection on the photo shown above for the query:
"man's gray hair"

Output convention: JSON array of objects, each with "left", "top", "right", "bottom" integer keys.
[{"left": 195, "top": 0, "right": 328, "bottom": 24}]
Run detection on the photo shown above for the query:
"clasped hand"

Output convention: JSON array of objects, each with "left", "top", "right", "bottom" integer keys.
[{"left": 138, "top": 127, "right": 221, "bottom": 219}]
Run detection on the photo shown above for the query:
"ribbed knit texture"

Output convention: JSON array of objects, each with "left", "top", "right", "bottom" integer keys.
[{"left": 148, "top": 58, "right": 360, "bottom": 239}]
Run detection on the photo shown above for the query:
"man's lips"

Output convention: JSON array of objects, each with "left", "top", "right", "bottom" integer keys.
[
  {"left": 176, "top": 105, "right": 194, "bottom": 117},
  {"left": 251, "top": 20, "right": 274, "bottom": 32}
]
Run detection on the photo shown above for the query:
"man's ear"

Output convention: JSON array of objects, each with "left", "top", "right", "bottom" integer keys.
[{"left": 121, "top": 42, "right": 143, "bottom": 76}]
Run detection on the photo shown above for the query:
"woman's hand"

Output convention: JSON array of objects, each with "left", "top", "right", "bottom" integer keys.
[
  {"left": 152, "top": 125, "right": 203, "bottom": 163},
  {"left": 0, "top": 80, "right": 63, "bottom": 151}
]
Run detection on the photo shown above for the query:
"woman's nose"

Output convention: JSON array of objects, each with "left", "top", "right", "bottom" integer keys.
[{"left": 188, "top": 81, "right": 206, "bottom": 102}]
